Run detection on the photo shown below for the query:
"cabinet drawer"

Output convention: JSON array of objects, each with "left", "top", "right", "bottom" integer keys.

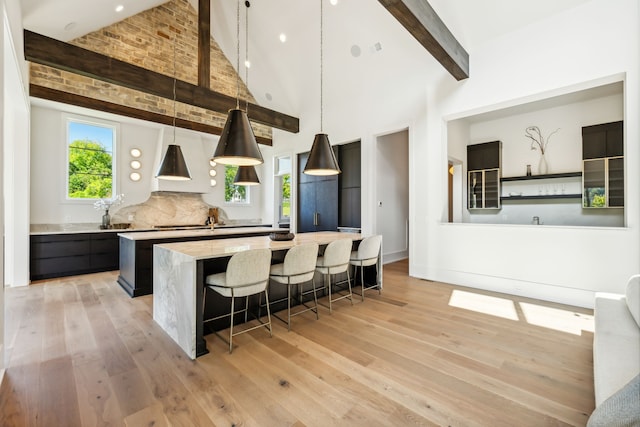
[
  {"left": 31, "top": 239, "right": 91, "bottom": 259},
  {"left": 91, "top": 236, "right": 119, "bottom": 254},
  {"left": 31, "top": 255, "right": 91, "bottom": 277}
]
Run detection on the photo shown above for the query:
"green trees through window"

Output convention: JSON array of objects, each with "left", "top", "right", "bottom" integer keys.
[
  {"left": 67, "top": 120, "right": 115, "bottom": 199},
  {"left": 224, "top": 165, "right": 249, "bottom": 203}
]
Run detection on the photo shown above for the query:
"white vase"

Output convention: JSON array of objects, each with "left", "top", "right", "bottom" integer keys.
[{"left": 538, "top": 154, "right": 548, "bottom": 175}]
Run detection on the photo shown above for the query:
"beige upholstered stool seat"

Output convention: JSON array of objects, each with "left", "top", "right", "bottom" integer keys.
[
  {"left": 269, "top": 242, "right": 320, "bottom": 330},
  {"left": 203, "top": 248, "right": 272, "bottom": 353},
  {"left": 315, "top": 238, "right": 353, "bottom": 313},
  {"left": 349, "top": 235, "right": 382, "bottom": 301}
]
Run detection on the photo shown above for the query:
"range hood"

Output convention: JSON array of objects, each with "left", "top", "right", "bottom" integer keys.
[{"left": 151, "top": 127, "right": 218, "bottom": 194}]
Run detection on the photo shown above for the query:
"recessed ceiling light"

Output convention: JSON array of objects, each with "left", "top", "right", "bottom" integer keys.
[
  {"left": 330, "top": 0, "right": 338, "bottom": 5},
  {"left": 350, "top": 45, "right": 362, "bottom": 58},
  {"left": 279, "top": 33, "right": 287, "bottom": 43},
  {"left": 244, "top": 59, "right": 251, "bottom": 68},
  {"left": 115, "top": 5, "right": 124, "bottom": 12},
  {"left": 64, "top": 22, "right": 77, "bottom": 31}
]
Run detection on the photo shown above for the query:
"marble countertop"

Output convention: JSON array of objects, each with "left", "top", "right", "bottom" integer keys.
[
  {"left": 154, "top": 231, "right": 361, "bottom": 260},
  {"left": 30, "top": 222, "right": 272, "bottom": 235},
  {"left": 118, "top": 226, "right": 282, "bottom": 241}
]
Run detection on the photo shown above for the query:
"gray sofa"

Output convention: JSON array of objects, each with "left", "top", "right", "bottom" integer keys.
[{"left": 588, "top": 274, "right": 640, "bottom": 426}]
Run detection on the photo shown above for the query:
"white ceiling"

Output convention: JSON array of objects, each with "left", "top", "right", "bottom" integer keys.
[{"left": 21, "top": 0, "right": 593, "bottom": 121}]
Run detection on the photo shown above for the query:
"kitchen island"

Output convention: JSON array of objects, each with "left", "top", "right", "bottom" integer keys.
[
  {"left": 117, "top": 226, "right": 280, "bottom": 297},
  {"left": 153, "top": 232, "right": 381, "bottom": 359}
]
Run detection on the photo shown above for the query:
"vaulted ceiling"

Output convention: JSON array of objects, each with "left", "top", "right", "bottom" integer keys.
[{"left": 21, "top": 0, "right": 592, "bottom": 125}]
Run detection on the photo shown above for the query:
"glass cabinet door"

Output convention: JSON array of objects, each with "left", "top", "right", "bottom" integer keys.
[
  {"left": 469, "top": 171, "right": 483, "bottom": 209},
  {"left": 583, "top": 159, "right": 606, "bottom": 207},
  {"left": 608, "top": 157, "right": 624, "bottom": 207},
  {"left": 484, "top": 169, "right": 500, "bottom": 208}
]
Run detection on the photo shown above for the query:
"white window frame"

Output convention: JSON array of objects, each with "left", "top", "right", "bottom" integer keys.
[
  {"left": 64, "top": 114, "right": 119, "bottom": 203},
  {"left": 224, "top": 164, "right": 251, "bottom": 205}
]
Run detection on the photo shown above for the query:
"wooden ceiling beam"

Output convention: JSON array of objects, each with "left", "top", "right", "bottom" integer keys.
[
  {"left": 29, "top": 84, "right": 273, "bottom": 146},
  {"left": 24, "top": 30, "right": 299, "bottom": 133},
  {"left": 198, "top": 0, "right": 211, "bottom": 88},
  {"left": 378, "top": 0, "right": 469, "bottom": 80}
]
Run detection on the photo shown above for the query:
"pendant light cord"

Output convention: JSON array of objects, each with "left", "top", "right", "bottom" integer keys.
[
  {"left": 236, "top": 0, "right": 240, "bottom": 110},
  {"left": 172, "top": 34, "right": 177, "bottom": 144},
  {"left": 245, "top": 1, "right": 250, "bottom": 113},
  {"left": 320, "top": 0, "right": 324, "bottom": 133}
]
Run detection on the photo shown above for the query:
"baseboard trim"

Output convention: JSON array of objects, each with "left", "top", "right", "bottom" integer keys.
[
  {"left": 383, "top": 250, "right": 408, "bottom": 265},
  {"left": 409, "top": 267, "right": 595, "bottom": 309}
]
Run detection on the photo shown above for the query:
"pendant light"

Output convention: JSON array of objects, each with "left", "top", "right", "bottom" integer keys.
[
  {"left": 304, "top": 0, "right": 341, "bottom": 176},
  {"left": 212, "top": 0, "right": 263, "bottom": 167},
  {"left": 233, "top": 165, "right": 260, "bottom": 186},
  {"left": 233, "top": 1, "right": 260, "bottom": 186},
  {"left": 156, "top": 35, "right": 191, "bottom": 181}
]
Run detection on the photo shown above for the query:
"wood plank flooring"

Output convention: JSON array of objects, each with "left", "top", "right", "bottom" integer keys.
[{"left": 0, "top": 260, "right": 595, "bottom": 426}]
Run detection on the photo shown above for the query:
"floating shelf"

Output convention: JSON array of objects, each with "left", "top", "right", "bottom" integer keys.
[
  {"left": 501, "top": 194, "right": 582, "bottom": 201},
  {"left": 501, "top": 172, "right": 582, "bottom": 182}
]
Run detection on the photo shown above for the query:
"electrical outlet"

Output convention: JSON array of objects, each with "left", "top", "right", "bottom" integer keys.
[{"left": 128, "top": 214, "right": 134, "bottom": 221}]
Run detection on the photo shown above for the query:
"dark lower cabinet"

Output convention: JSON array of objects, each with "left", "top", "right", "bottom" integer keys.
[{"left": 30, "top": 232, "right": 120, "bottom": 280}]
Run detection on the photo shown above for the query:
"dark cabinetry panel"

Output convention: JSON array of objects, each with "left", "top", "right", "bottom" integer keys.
[
  {"left": 297, "top": 151, "right": 339, "bottom": 232},
  {"left": 297, "top": 141, "right": 362, "bottom": 233},
  {"left": 467, "top": 141, "right": 500, "bottom": 170},
  {"left": 467, "top": 141, "right": 501, "bottom": 210},
  {"left": 338, "top": 142, "right": 361, "bottom": 229},
  {"left": 582, "top": 121, "right": 624, "bottom": 208},
  {"left": 31, "top": 232, "right": 119, "bottom": 280},
  {"left": 582, "top": 121, "right": 623, "bottom": 159}
]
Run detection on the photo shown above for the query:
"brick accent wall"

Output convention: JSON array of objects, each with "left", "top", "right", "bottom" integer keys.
[{"left": 29, "top": 0, "right": 272, "bottom": 140}]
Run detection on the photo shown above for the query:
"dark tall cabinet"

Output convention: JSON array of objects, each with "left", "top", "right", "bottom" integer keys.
[
  {"left": 582, "top": 121, "right": 624, "bottom": 208},
  {"left": 338, "top": 141, "right": 361, "bottom": 229},
  {"left": 297, "top": 151, "right": 339, "bottom": 232},
  {"left": 297, "top": 141, "right": 362, "bottom": 233}
]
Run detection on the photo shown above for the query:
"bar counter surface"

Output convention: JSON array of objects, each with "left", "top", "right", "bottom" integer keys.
[
  {"left": 153, "top": 231, "right": 381, "bottom": 359},
  {"left": 117, "top": 226, "right": 281, "bottom": 297}
]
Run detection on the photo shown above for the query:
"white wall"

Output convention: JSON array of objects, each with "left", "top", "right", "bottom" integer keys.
[
  {"left": 1, "top": 0, "right": 27, "bottom": 380},
  {"left": 3, "top": 10, "right": 29, "bottom": 286},
  {"left": 30, "top": 104, "right": 265, "bottom": 224},
  {"left": 376, "top": 130, "right": 409, "bottom": 263},
  {"left": 417, "top": 0, "right": 640, "bottom": 308}
]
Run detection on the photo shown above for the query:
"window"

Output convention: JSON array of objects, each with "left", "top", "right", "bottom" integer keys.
[
  {"left": 274, "top": 155, "right": 291, "bottom": 223},
  {"left": 279, "top": 174, "right": 291, "bottom": 221},
  {"left": 224, "top": 165, "right": 250, "bottom": 204},
  {"left": 66, "top": 118, "right": 116, "bottom": 200}
]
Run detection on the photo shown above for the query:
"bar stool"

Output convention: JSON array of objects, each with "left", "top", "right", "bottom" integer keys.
[
  {"left": 349, "top": 235, "right": 382, "bottom": 301},
  {"left": 269, "top": 242, "right": 320, "bottom": 331},
  {"left": 315, "top": 238, "right": 353, "bottom": 313},
  {"left": 203, "top": 248, "right": 272, "bottom": 353}
]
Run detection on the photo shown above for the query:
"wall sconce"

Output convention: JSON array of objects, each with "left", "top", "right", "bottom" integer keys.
[
  {"left": 209, "top": 158, "right": 217, "bottom": 186},
  {"left": 129, "top": 148, "right": 142, "bottom": 182}
]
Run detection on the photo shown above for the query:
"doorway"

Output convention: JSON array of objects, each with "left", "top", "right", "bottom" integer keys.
[{"left": 375, "top": 129, "right": 409, "bottom": 264}]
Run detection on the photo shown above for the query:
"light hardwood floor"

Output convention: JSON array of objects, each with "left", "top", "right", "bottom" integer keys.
[{"left": 0, "top": 260, "right": 595, "bottom": 426}]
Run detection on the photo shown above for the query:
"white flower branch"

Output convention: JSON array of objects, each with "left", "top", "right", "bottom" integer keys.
[{"left": 93, "top": 194, "right": 124, "bottom": 212}]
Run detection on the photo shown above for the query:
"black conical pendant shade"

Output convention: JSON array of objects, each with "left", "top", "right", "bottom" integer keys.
[
  {"left": 156, "top": 144, "right": 191, "bottom": 181},
  {"left": 233, "top": 165, "right": 260, "bottom": 186},
  {"left": 213, "top": 109, "right": 263, "bottom": 166},
  {"left": 303, "top": 133, "right": 341, "bottom": 175}
]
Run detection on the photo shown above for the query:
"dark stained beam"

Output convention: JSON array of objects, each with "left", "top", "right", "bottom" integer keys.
[
  {"left": 24, "top": 30, "right": 299, "bottom": 133},
  {"left": 198, "top": 0, "right": 211, "bottom": 88},
  {"left": 378, "top": 0, "right": 469, "bottom": 80},
  {"left": 29, "top": 84, "right": 273, "bottom": 146}
]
